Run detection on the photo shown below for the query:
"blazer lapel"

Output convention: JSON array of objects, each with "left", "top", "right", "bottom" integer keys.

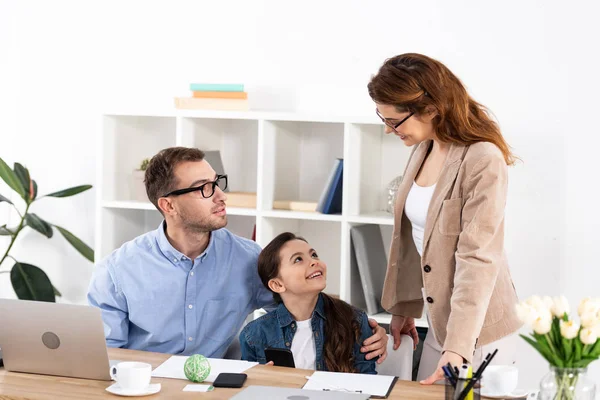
[{"left": 421, "top": 142, "right": 466, "bottom": 252}]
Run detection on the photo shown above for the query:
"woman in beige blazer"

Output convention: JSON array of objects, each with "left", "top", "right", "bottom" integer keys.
[{"left": 368, "top": 53, "right": 522, "bottom": 384}]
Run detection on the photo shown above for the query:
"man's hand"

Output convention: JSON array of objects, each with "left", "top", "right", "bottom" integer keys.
[
  {"left": 360, "top": 318, "right": 389, "bottom": 364},
  {"left": 420, "top": 351, "right": 463, "bottom": 385},
  {"left": 390, "top": 314, "right": 419, "bottom": 350}
]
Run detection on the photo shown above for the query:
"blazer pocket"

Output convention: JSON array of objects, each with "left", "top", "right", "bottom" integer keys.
[{"left": 438, "top": 198, "right": 463, "bottom": 236}]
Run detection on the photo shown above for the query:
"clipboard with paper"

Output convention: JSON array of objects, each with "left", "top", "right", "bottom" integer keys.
[{"left": 302, "top": 371, "right": 398, "bottom": 399}]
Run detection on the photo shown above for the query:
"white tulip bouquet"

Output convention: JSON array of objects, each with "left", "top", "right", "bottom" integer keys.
[{"left": 516, "top": 296, "right": 600, "bottom": 368}]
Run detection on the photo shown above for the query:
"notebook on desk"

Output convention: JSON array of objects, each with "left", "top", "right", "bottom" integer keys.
[{"left": 303, "top": 371, "right": 398, "bottom": 399}]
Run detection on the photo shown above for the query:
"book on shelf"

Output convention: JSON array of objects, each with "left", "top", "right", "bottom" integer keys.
[
  {"left": 316, "top": 158, "right": 343, "bottom": 215},
  {"left": 174, "top": 97, "right": 249, "bottom": 111},
  {"left": 350, "top": 224, "right": 387, "bottom": 315},
  {"left": 189, "top": 83, "right": 244, "bottom": 92},
  {"left": 192, "top": 91, "right": 248, "bottom": 99},
  {"left": 225, "top": 192, "right": 256, "bottom": 208},
  {"left": 273, "top": 200, "right": 318, "bottom": 212}
]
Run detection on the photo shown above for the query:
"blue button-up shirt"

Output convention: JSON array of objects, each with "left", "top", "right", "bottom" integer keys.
[
  {"left": 87, "top": 222, "right": 274, "bottom": 358},
  {"left": 239, "top": 293, "right": 377, "bottom": 374}
]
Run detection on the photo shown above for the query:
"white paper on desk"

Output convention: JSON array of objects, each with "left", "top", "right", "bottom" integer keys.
[
  {"left": 151, "top": 355, "right": 257, "bottom": 382},
  {"left": 303, "top": 371, "right": 396, "bottom": 397}
]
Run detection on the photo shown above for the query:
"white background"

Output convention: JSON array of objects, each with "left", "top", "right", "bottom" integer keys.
[{"left": 1, "top": 0, "right": 599, "bottom": 390}]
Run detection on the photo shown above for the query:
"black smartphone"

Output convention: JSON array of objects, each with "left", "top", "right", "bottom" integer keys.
[
  {"left": 212, "top": 372, "right": 247, "bottom": 388},
  {"left": 264, "top": 347, "right": 295, "bottom": 368}
]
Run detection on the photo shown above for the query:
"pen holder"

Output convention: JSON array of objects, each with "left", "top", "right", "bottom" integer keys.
[{"left": 444, "top": 377, "right": 480, "bottom": 400}]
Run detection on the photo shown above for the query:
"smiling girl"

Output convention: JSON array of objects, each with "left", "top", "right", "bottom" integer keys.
[{"left": 239, "top": 232, "right": 377, "bottom": 374}]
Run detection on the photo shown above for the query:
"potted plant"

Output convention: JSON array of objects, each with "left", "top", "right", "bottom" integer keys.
[
  {"left": 0, "top": 156, "right": 94, "bottom": 302},
  {"left": 132, "top": 158, "right": 150, "bottom": 202},
  {"left": 516, "top": 296, "right": 599, "bottom": 399}
]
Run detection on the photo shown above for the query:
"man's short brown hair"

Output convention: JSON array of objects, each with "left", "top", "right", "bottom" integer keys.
[{"left": 144, "top": 147, "right": 205, "bottom": 212}]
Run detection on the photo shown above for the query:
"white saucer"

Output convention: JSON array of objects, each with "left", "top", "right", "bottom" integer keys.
[
  {"left": 481, "top": 388, "right": 530, "bottom": 399},
  {"left": 106, "top": 383, "right": 161, "bottom": 397}
]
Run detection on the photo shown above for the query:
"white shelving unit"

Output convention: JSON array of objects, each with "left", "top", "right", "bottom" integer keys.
[{"left": 96, "top": 109, "right": 427, "bottom": 329}]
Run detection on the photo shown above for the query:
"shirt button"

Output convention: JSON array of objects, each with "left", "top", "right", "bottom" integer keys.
[
  {"left": 291, "top": 323, "right": 295, "bottom": 328},
  {"left": 427, "top": 297, "right": 434, "bottom": 304},
  {"left": 188, "top": 304, "right": 193, "bottom": 309},
  {"left": 173, "top": 258, "right": 178, "bottom": 263},
  {"left": 188, "top": 337, "right": 193, "bottom": 341},
  {"left": 190, "top": 271, "right": 194, "bottom": 276},
  {"left": 285, "top": 342, "right": 290, "bottom": 347},
  {"left": 315, "top": 332, "right": 319, "bottom": 338},
  {"left": 424, "top": 265, "right": 431, "bottom": 273}
]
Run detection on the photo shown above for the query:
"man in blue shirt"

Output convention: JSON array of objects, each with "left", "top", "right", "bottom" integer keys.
[{"left": 88, "top": 147, "right": 388, "bottom": 361}]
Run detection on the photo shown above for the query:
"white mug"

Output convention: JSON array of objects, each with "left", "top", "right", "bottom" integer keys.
[
  {"left": 481, "top": 365, "right": 519, "bottom": 396},
  {"left": 109, "top": 362, "right": 152, "bottom": 392}
]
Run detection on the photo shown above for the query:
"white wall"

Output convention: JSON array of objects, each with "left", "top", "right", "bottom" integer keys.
[{"left": 1, "top": 0, "right": 599, "bottom": 390}]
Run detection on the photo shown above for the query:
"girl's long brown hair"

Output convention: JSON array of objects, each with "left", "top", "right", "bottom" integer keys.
[
  {"left": 258, "top": 232, "right": 361, "bottom": 373},
  {"left": 368, "top": 53, "right": 516, "bottom": 165}
]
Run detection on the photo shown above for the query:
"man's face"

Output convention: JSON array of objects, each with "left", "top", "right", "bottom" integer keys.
[{"left": 164, "top": 160, "right": 228, "bottom": 233}]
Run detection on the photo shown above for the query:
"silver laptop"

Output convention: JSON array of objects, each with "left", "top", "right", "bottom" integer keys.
[
  {"left": 231, "top": 386, "right": 370, "bottom": 400},
  {"left": 0, "top": 299, "right": 112, "bottom": 380}
]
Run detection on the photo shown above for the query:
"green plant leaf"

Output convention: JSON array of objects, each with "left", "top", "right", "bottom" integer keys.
[
  {"left": 0, "top": 193, "right": 13, "bottom": 205},
  {"left": 44, "top": 185, "right": 92, "bottom": 198},
  {"left": 10, "top": 262, "right": 55, "bottom": 302},
  {"left": 53, "top": 285, "right": 62, "bottom": 297},
  {"left": 0, "top": 157, "right": 26, "bottom": 198},
  {"left": 590, "top": 338, "right": 600, "bottom": 357},
  {"left": 575, "top": 338, "right": 583, "bottom": 362},
  {"left": 521, "top": 334, "right": 555, "bottom": 365},
  {"left": 54, "top": 225, "right": 94, "bottom": 262},
  {"left": 563, "top": 338, "right": 573, "bottom": 366},
  {"left": 25, "top": 213, "right": 53, "bottom": 238},
  {"left": 13, "top": 163, "right": 31, "bottom": 201},
  {"left": 0, "top": 224, "right": 15, "bottom": 236},
  {"left": 31, "top": 180, "right": 38, "bottom": 200}
]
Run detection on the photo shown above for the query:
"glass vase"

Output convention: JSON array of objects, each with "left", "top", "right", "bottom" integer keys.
[
  {"left": 539, "top": 367, "right": 596, "bottom": 400},
  {"left": 385, "top": 175, "right": 403, "bottom": 214}
]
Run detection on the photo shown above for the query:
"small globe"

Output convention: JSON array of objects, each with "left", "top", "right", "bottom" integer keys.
[{"left": 184, "top": 354, "right": 211, "bottom": 383}]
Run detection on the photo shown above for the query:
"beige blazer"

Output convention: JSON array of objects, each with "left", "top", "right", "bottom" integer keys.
[{"left": 381, "top": 140, "right": 522, "bottom": 363}]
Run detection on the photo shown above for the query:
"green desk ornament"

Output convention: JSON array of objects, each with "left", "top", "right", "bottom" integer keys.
[{"left": 184, "top": 354, "right": 211, "bottom": 383}]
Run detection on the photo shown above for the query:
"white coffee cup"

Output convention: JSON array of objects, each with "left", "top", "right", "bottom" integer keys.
[
  {"left": 109, "top": 362, "right": 152, "bottom": 392},
  {"left": 481, "top": 365, "right": 519, "bottom": 396}
]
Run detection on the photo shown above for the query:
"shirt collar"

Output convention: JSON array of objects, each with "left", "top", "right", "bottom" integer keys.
[
  {"left": 156, "top": 221, "right": 217, "bottom": 263},
  {"left": 276, "top": 293, "right": 327, "bottom": 327}
]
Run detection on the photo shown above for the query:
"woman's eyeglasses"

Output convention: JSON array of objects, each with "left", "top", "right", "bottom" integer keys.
[
  {"left": 162, "top": 174, "right": 228, "bottom": 199},
  {"left": 376, "top": 109, "right": 414, "bottom": 133}
]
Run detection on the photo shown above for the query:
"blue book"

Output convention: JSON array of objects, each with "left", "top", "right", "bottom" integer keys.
[
  {"left": 189, "top": 83, "right": 244, "bottom": 92},
  {"left": 318, "top": 159, "right": 343, "bottom": 215}
]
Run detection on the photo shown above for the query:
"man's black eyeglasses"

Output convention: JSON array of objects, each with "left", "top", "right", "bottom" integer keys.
[
  {"left": 376, "top": 109, "right": 414, "bottom": 133},
  {"left": 162, "top": 175, "right": 228, "bottom": 198}
]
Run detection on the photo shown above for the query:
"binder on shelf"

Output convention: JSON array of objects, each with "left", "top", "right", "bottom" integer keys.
[
  {"left": 316, "top": 158, "right": 343, "bottom": 215},
  {"left": 349, "top": 238, "right": 367, "bottom": 312},
  {"left": 350, "top": 224, "right": 387, "bottom": 315}
]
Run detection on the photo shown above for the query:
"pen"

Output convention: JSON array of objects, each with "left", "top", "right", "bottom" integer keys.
[
  {"left": 457, "top": 349, "right": 499, "bottom": 400},
  {"left": 304, "top": 375, "right": 362, "bottom": 393},
  {"left": 442, "top": 365, "right": 456, "bottom": 386}
]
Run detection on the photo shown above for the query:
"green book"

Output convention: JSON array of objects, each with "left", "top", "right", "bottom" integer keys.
[{"left": 189, "top": 83, "right": 244, "bottom": 92}]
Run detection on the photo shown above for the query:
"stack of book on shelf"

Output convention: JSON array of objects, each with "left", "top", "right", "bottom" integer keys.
[
  {"left": 349, "top": 224, "right": 386, "bottom": 315},
  {"left": 272, "top": 158, "right": 343, "bottom": 214},
  {"left": 174, "top": 83, "right": 249, "bottom": 111}
]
